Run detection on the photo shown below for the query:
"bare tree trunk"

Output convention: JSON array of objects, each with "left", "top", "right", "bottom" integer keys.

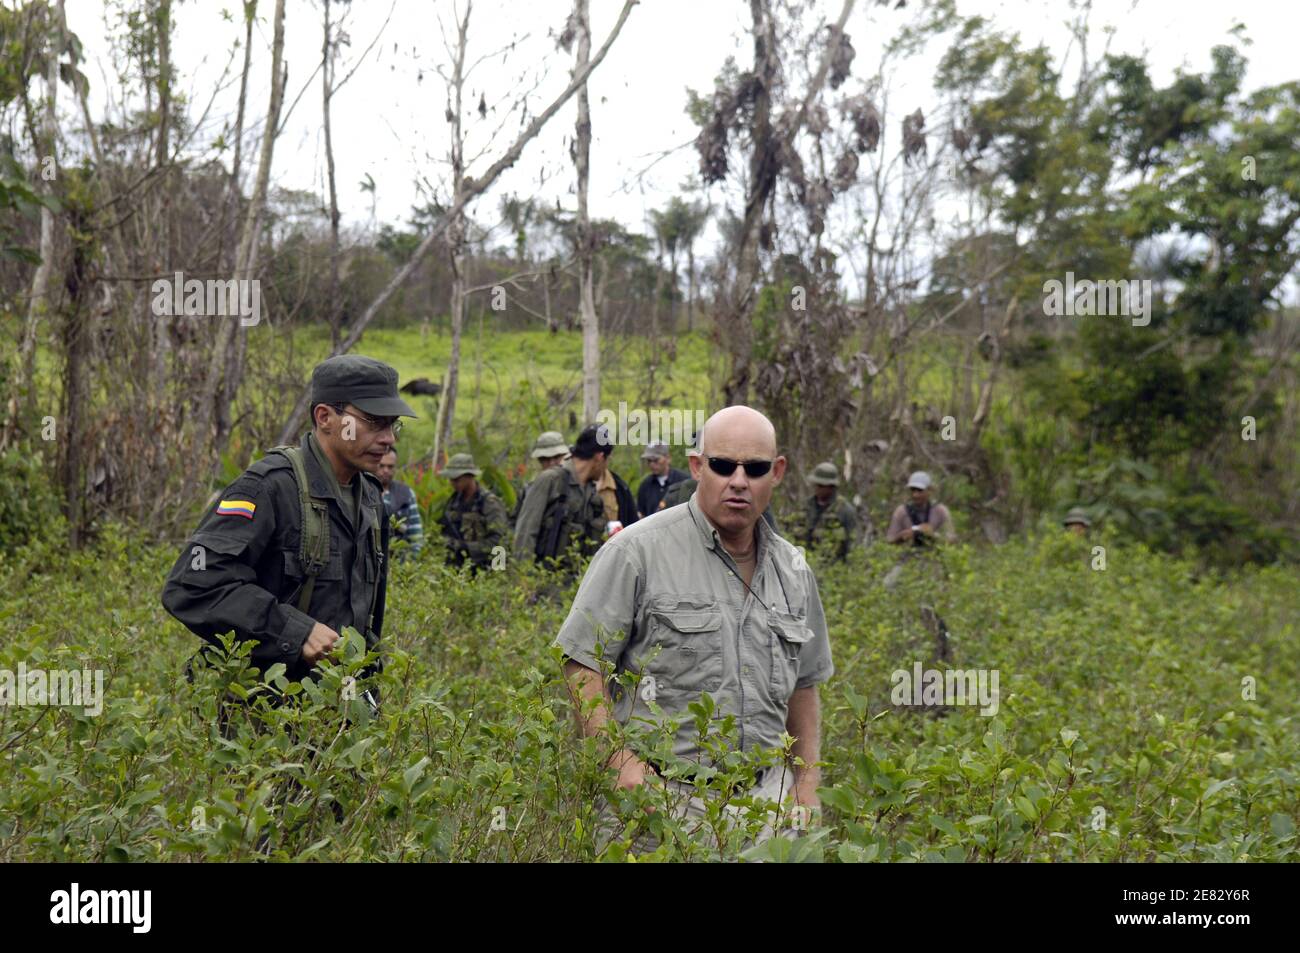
[
  {"left": 196, "top": 0, "right": 287, "bottom": 457},
  {"left": 213, "top": 3, "right": 257, "bottom": 448},
  {"left": 152, "top": 0, "right": 173, "bottom": 403},
  {"left": 649, "top": 247, "right": 664, "bottom": 395},
  {"left": 322, "top": 0, "right": 343, "bottom": 348},
  {"left": 543, "top": 263, "right": 554, "bottom": 332},
  {"left": 59, "top": 195, "right": 94, "bottom": 546},
  {"left": 721, "top": 0, "right": 854, "bottom": 405},
  {"left": 223, "top": 1, "right": 255, "bottom": 273},
  {"left": 686, "top": 243, "right": 696, "bottom": 333},
  {"left": 439, "top": 242, "right": 466, "bottom": 458},
  {"left": 7, "top": 0, "right": 63, "bottom": 447},
  {"left": 574, "top": 0, "right": 599, "bottom": 423},
  {"left": 276, "top": 0, "right": 638, "bottom": 445},
  {"left": 667, "top": 246, "right": 679, "bottom": 333},
  {"left": 436, "top": 2, "right": 471, "bottom": 462}
]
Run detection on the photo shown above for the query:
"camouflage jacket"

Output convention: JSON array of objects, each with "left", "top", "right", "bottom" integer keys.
[
  {"left": 511, "top": 460, "right": 607, "bottom": 566},
  {"left": 437, "top": 486, "right": 510, "bottom": 569},
  {"left": 797, "top": 493, "right": 858, "bottom": 561}
]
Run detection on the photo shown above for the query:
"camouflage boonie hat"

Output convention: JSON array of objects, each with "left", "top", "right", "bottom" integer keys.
[
  {"left": 809, "top": 461, "right": 840, "bottom": 486},
  {"left": 443, "top": 453, "right": 481, "bottom": 478},
  {"left": 531, "top": 431, "right": 569, "bottom": 459},
  {"left": 1062, "top": 507, "right": 1091, "bottom": 527}
]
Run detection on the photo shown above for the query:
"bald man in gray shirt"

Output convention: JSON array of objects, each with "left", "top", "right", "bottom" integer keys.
[{"left": 556, "top": 406, "right": 833, "bottom": 849}]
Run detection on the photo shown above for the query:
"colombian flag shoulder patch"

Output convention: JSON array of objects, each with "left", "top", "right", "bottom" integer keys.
[{"left": 216, "top": 499, "right": 257, "bottom": 519}]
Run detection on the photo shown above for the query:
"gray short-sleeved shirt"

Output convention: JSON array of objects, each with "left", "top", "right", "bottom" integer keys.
[{"left": 555, "top": 495, "right": 834, "bottom": 765}]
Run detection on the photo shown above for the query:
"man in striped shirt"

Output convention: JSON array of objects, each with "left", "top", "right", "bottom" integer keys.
[{"left": 377, "top": 448, "right": 424, "bottom": 560}]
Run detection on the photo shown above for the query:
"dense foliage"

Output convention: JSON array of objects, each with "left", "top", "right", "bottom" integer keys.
[{"left": 2, "top": 525, "right": 1294, "bottom": 861}]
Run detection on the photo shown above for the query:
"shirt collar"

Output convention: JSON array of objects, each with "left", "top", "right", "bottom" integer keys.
[
  {"left": 594, "top": 468, "right": 616, "bottom": 493},
  {"left": 304, "top": 431, "right": 348, "bottom": 502}
]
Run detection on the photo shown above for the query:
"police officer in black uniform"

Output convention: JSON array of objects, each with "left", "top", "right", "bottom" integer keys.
[{"left": 162, "top": 356, "right": 416, "bottom": 701}]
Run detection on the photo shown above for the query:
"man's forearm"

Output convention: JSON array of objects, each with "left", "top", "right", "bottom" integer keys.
[
  {"left": 562, "top": 658, "right": 611, "bottom": 736},
  {"left": 561, "top": 659, "right": 639, "bottom": 765},
  {"left": 785, "top": 685, "right": 822, "bottom": 790}
]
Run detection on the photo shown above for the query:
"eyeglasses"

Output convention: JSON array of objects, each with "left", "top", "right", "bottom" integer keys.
[
  {"left": 332, "top": 404, "right": 403, "bottom": 436},
  {"left": 705, "top": 456, "right": 773, "bottom": 479}
]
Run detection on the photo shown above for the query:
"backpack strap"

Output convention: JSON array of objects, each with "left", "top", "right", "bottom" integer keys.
[
  {"left": 361, "top": 476, "right": 385, "bottom": 635},
  {"left": 267, "top": 445, "right": 330, "bottom": 614}
]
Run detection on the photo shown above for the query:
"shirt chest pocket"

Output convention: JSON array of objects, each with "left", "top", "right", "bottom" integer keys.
[
  {"left": 768, "top": 608, "right": 812, "bottom": 698},
  {"left": 642, "top": 600, "right": 724, "bottom": 698},
  {"left": 282, "top": 550, "right": 346, "bottom": 582}
]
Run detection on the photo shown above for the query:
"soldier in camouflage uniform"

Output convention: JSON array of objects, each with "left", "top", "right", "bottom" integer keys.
[
  {"left": 436, "top": 453, "right": 510, "bottom": 571},
  {"left": 513, "top": 429, "right": 610, "bottom": 568},
  {"left": 797, "top": 461, "right": 857, "bottom": 561},
  {"left": 1062, "top": 507, "right": 1091, "bottom": 537},
  {"left": 511, "top": 430, "right": 569, "bottom": 527}
]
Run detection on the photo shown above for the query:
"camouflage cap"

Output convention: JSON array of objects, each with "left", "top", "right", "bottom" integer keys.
[
  {"left": 442, "top": 453, "right": 481, "bottom": 479},
  {"left": 311, "top": 355, "right": 417, "bottom": 417},
  {"left": 531, "top": 431, "right": 569, "bottom": 459},
  {"left": 1062, "top": 507, "right": 1091, "bottom": 527},
  {"left": 809, "top": 461, "right": 840, "bottom": 486}
]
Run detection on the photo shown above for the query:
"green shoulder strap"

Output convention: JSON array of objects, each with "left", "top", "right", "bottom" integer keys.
[{"left": 267, "top": 445, "right": 330, "bottom": 613}]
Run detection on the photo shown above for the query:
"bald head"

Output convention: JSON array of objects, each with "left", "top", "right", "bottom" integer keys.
[
  {"left": 690, "top": 405, "right": 785, "bottom": 544},
  {"left": 697, "top": 405, "right": 777, "bottom": 459}
]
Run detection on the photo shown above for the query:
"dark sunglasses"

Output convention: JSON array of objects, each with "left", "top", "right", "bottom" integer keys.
[{"left": 706, "top": 456, "right": 773, "bottom": 479}]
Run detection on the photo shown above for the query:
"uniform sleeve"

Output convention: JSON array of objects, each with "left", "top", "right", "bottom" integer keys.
[
  {"left": 435, "top": 499, "right": 460, "bottom": 555},
  {"left": 885, "top": 504, "right": 910, "bottom": 543},
  {"left": 554, "top": 540, "right": 642, "bottom": 674},
  {"left": 486, "top": 494, "right": 511, "bottom": 552},
  {"left": 465, "top": 494, "right": 510, "bottom": 564},
  {"left": 372, "top": 501, "right": 390, "bottom": 638},
  {"left": 838, "top": 502, "right": 858, "bottom": 560},
  {"left": 512, "top": 472, "right": 553, "bottom": 562},
  {"left": 795, "top": 568, "right": 834, "bottom": 689},
  {"left": 161, "top": 473, "right": 316, "bottom": 668}
]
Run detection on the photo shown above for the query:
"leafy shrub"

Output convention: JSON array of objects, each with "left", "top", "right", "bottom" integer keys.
[
  {"left": 0, "top": 444, "right": 64, "bottom": 552},
  {"left": 0, "top": 528, "right": 1295, "bottom": 861}
]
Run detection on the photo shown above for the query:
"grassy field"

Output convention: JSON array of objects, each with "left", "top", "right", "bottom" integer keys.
[
  {"left": 283, "top": 324, "right": 723, "bottom": 466},
  {"left": 2, "top": 524, "right": 1296, "bottom": 862}
]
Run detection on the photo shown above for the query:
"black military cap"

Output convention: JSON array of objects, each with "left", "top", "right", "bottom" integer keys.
[
  {"left": 571, "top": 423, "right": 615, "bottom": 459},
  {"left": 310, "top": 355, "right": 417, "bottom": 417}
]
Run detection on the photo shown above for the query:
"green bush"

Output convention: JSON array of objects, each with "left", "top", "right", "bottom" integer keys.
[
  {"left": 0, "top": 529, "right": 1295, "bottom": 861},
  {"left": 0, "top": 444, "right": 64, "bottom": 553}
]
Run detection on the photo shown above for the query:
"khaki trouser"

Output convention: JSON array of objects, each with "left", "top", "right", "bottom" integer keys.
[{"left": 594, "top": 766, "right": 806, "bottom": 856}]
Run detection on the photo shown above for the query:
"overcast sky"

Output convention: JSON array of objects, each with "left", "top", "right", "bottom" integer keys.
[{"left": 70, "top": 0, "right": 1299, "bottom": 255}]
